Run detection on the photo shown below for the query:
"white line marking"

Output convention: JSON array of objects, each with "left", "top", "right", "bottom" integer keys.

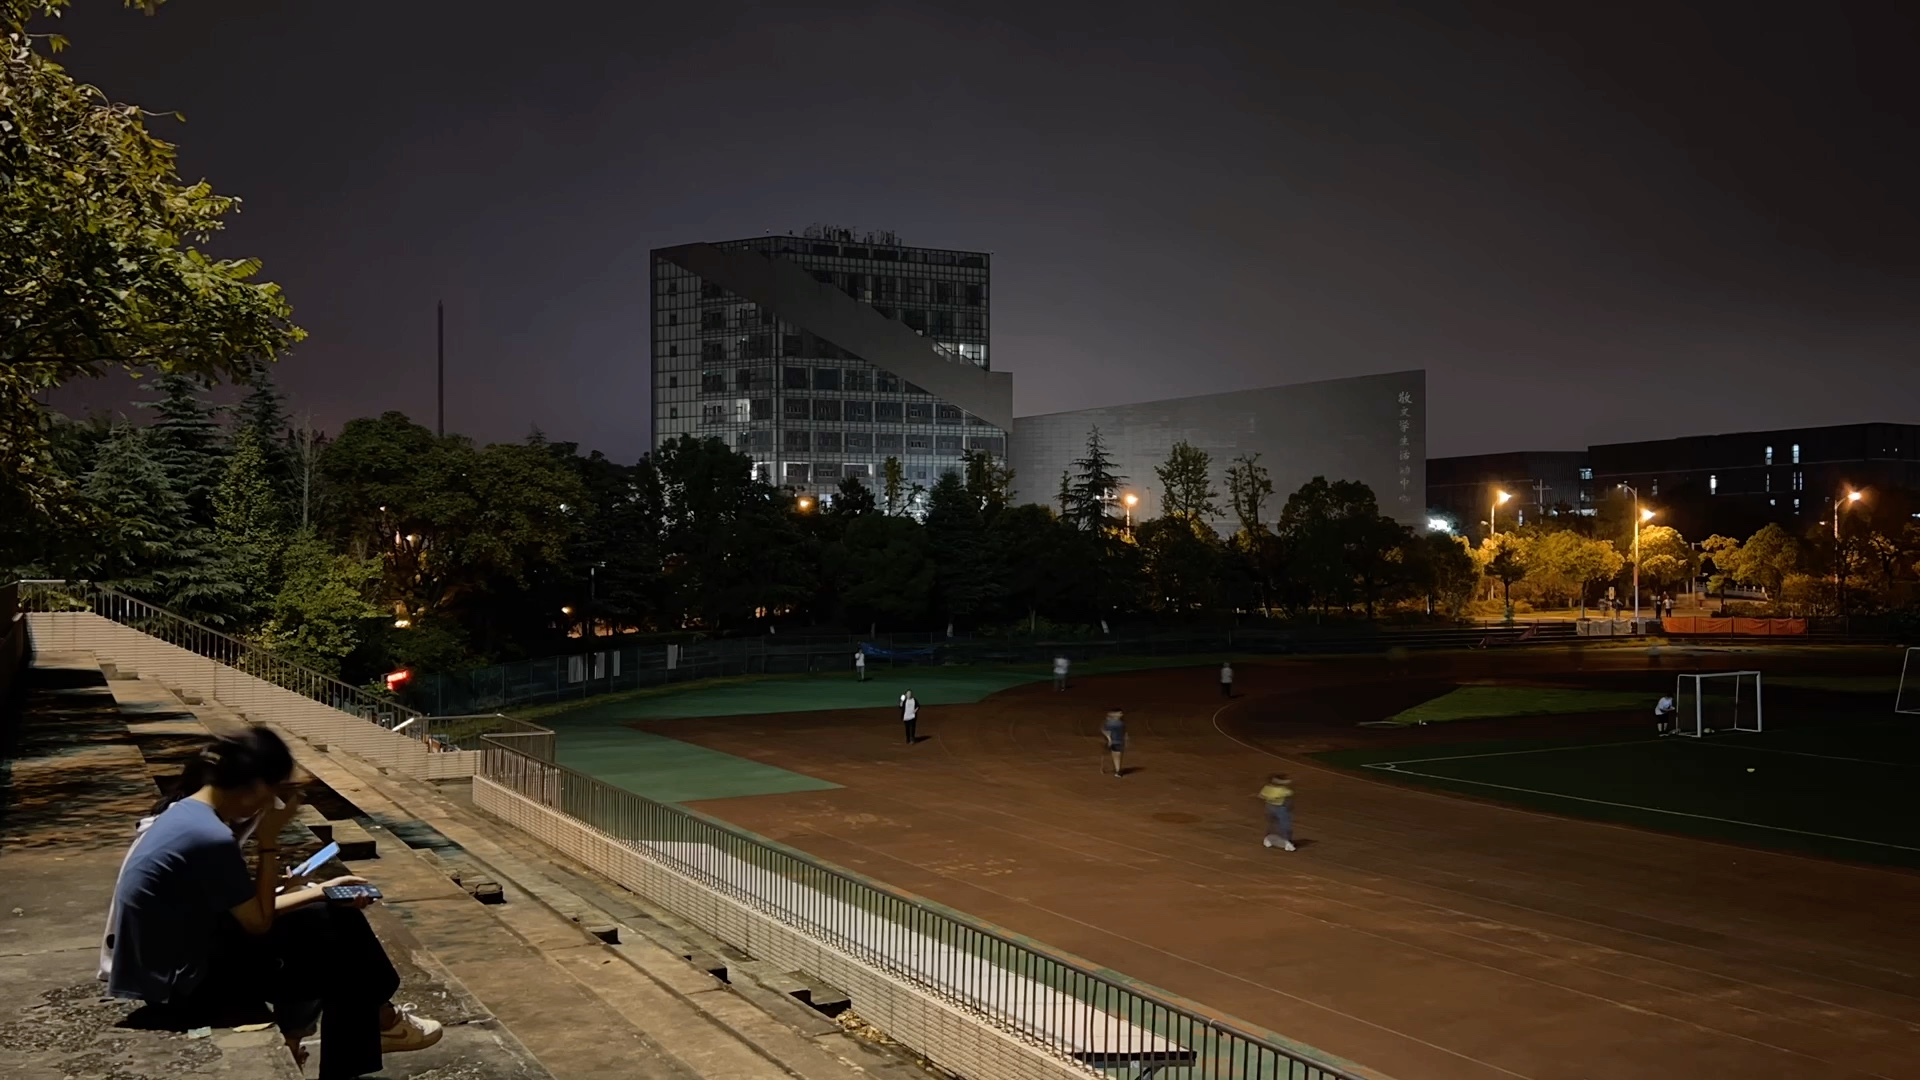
[
  {"left": 1370, "top": 739, "right": 1655, "bottom": 767},
  {"left": 1678, "top": 740, "right": 1920, "bottom": 769},
  {"left": 1358, "top": 764, "right": 1920, "bottom": 853}
]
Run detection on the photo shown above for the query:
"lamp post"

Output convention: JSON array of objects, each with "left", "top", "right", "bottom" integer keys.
[
  {"left": 1618, "top": 484, "right": 1654, "bottom": 628},
  {"left": 1123, "top": 493, "right": 1138, "bottom": 536},
  {"left": 1835, "top": 488, "right": 1863, "bottom": 613},
  {"left": 1490, "top": 489, "right": 1512, "bottom": 538}
]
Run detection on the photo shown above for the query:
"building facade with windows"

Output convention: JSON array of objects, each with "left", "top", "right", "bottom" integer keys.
[
  {"left": 1428, "top": 423, "right": 1920, "bottom": 541},
  {"left": 1427, "top": 451, "right": 1591, "bottom": 538},
  {"left": 651, "top": 228, "right": 1010, "bottom": 499},
  {"left": 1009, "top": 370, "right": 1429, "bottom": 532}
]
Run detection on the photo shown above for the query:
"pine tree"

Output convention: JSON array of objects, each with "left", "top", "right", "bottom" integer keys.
[
  {"left": 236, "top": 373, "right": 296, "bottom": 498},
  {"left": 1068, "top": 426, "right": 1125, "bottom": 533},
  {"left": 138, "top": 372, "right": 227, "bottom": 526},
  {"left": 215, "top": 427, "right": 291, "bottom": 609},
  {"left": 85, "top": 422, "right": 245, "bottom": 625}
]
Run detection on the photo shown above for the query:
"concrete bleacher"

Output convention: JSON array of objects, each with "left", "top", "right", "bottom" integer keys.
[
  {"left": 2, "top": 654, "right": 935, "bottom": 1080},
  {"left": 639, "top": 840, "right": 1196, "bottom": 1072}
]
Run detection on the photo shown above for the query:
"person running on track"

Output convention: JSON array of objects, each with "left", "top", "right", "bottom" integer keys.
[
  {"left": 1101, "top": 709, "right": 1126, "bottom": 777},
  {"left": 1258, "top": 773, "right": 1296, "bottom": 851}
]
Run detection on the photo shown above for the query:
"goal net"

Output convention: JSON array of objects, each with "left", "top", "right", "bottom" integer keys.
[
  {"left": 1673, "top": 671, "right": 1763, "bottom": 738},
  {"left": 1899, "top": 648, "right": 1920, "bottom": 716}
]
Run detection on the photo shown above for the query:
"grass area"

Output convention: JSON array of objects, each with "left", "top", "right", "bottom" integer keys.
[
  {"left": 1766, "top": 675, "right": 1902, "bottom": 694},
  {"left": 1318, "top": 720, "right": 1920, "bottom": 867},
  {"left": 1386, "top": 685, "right": 1650, "bottom": 727}
]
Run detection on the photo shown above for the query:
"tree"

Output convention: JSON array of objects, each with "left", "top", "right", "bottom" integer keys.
[
  {"left": 1408, "top": 532, "right": 1477, "bottom": 617},
  {"left": 82, "top": 422, "right": 243, "bottom": 624},
  {"left": 258, "top": 533, "right": 381, "bottom": 676},
  {"left": 1154, "top": 441, "right": 1218, "bottom": 525},
  {"left": 1635, "top": 524, "right": 1698, "bottom": 594},
  {"left": 235, "top": 372, "right": 296, "bottom": 498},
  {"left": 829, "top": 473, "right": 877, "bottom": 519},
  {"left": 1276, "top": 476, "right": 1387, "bottom": 614},
  {"left": 961, "top": 450, "right": 1015, "bottom": 521},
  {"left": 924, "top": 470, "right": 1000, "bottom": 624},
  {"left": 1067, "top": 427, "right": 1125, "bottom": 533},
  {"left": 2, "top": 0, "right": 303, "bottom": 527},
  {"left": 881, "top": 456, "right": 907, "bottom": 516},
  {"left": 1134, "top": 516, "right": 1221, "bottom": 615},
  {"left": 1224, "top": 452, "right": 1273, "bottom": 539},
  {"left": 138, "top": 372, "right": 227, "bottom": 523},
  {"left": 649, "top": 434, "right": 810, "bottom": 629},
  {"left": 213, "top": 426, "right": 289, "bottom": 610},
  {"left": 1709, "top": 522, "right": 1798, "bottom": 597},
  {"left": 1482, "top": 534, "right": 1529, "bottom": 620},
  {"left": 828, "top": 515, "right": 933, "bottom": 630},
  {"left": 1524, "top": 531, "right": 1623, "bottom": 610}
]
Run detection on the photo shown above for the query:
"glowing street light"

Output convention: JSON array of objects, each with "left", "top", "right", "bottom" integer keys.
[
  {"left": 1619, "top": 484, "right": 1652, "bottom": 627},
  {"left": 1123, "top": 492, "right": 1138, "bottom": 534},
  {"left": 797, "top": 497, "right": 814, "bottom": 512},
  {"left": 1490, "top": 490, "right": 1512, "bottom": 536},
  {"left": 1835, "top": 488, "right": 1865, "bottom": 612}
]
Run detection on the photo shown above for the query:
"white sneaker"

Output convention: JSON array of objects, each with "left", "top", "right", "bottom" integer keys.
[
  {"left": 380, "top": 1004, "right": 444, "bottom": 1053},
  {"left": 1282, "top": 841, "right": 1296, "bottom": 852},
  {"left": 1262, "top": 836, "right": 1274, "bottom": 848}
]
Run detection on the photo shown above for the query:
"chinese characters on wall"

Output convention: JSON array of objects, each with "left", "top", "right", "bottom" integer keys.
[{"left": 1395, "top": 389, "right": 1415, "bottom": 504}]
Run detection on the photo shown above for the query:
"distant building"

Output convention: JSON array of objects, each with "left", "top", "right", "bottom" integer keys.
[
  {"left": 1427, "top": 451, "right": 1590, "bottom": 538},
  {"left": 651, "top": 227, "right": 1009, "bottom": 499},
  {"left": 1010, "top": 371, "right": 1429, "bottom": 532},
  {"left": 1429, "top": 423, "right": 1920, "bottom": 540}
]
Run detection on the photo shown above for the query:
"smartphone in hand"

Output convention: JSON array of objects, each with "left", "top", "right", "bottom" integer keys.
[{"left": 323, "top": 884, "right": 383, "bottom": 904}]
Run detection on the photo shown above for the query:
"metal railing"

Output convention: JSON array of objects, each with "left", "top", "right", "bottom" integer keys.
[
  {"left": 478, "top": 733, "right": 1370, "bottom": 1080},
  {"left": 12, "top": 579, "right": 433, "bottom": 740}
]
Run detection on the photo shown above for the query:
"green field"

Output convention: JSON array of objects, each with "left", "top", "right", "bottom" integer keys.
[
  {"left": 1319, "top": 720, "right": 1920, "bottom": 867},
  {"left": 1383, "top": 685, "right": 1650, "bottom": 727}
]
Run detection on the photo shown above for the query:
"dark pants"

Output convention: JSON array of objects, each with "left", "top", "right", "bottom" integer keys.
[
  {"left": 904, "top": 718, "right": 917, "bottom": 743},
  {"left": 182, "top": 905, "right": 399, "bottom": 1080},
  {"left": 1220, "top": 682, "right": 1232, "bottom": 698}
]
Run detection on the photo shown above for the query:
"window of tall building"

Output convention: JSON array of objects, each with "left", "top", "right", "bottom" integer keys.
[
  {"left": 666, "top": 376, "right": 677, "bottom": 388},
  {"left": 783, "top": 399, "right": 809, "bottom": 420},
  {"left": 875, "top": 371, "right": 901, "bottom": 392},
  {"left": 816, "top": 431, "right": 842, "bottom": 452},
  {"left": 844, "top": 401, "right": 873, "bottom": 422},
  {"left": 844, "top": 463, "right": 873, "bottom": 480},
  {"left": 936, "top": 435, "right": 963, "bottom": 453},
  {"left": 667, "top": 313, "right": 678, "bottom": 326},
  {"left": 813, "top": 400, "right": 841, "bottom": 422},
  {"left": 1793, "top": 471, "right": 1803, "bottom": 491},
  {"left": 781, "top": 334, "right": 803, "bottom": 356},
  {"left": 845, "top": 432, "right": 873, "bottom": 451},
  {"left": 1764, "top": 446, "right": 1773, "bottom": 465},
  {"left": 933, "top": 281, "right": 953, "bottom": 304},
  {"left": 876, "top": 433, "right": 903, "bottom": 453},
  {"left": 965, "top": 283, "right": 983, "bottom": 306},
  {"left": 876, "top": 401, "right": 903, "bottom": 423},
  {"left": 1709, "top": 475, "right": 1717, "bottom": 494},
  {"left": 750, "top": 399, "right": 772, "bottom": 421},
  {"left": 1791, "top": 443, "right": 1801, "bottom": 463},
  {"left": 702, "top": 342, "right": 725, "bottom": 361},
  {"left": 784, "top": 462, "right": 809, "bottom": 484},
  {"left": 813, "top": 368, "right": 841, "bottom": 392},
  {"left": 783, "top": 366, "right": 808, "bottom": 390},
  {"left": 700, "top": 371, "right": 725, "bottom": 393},
  {"left": 668, "top": 407, "right": 677, "bottom": 419},
  {"left": 783, "top": 431, "right": 810, "bottom": 452},
  {"left": 843, "top": 370, "right": 872, "bottom": 392},
  {"left": 936, "top": 405, "right": 962, "bottom": 424},
  {"left": 701, "top": 404, "right": 725, "bottom": 424},
  {"left": 906, "top": 403, "right": 933, "bottom": 422},
  {"left": 701, "top": 311, "right": 724, "bottom": 330},
  {"left": 1794, "top": 497, "right": 1801, "bottom": 513},
  {"left": 668, "top": 345, "right": 679, "bottom": 357},
  {"left": 907, "top": 434, "right": 931, "bottom": 450}
]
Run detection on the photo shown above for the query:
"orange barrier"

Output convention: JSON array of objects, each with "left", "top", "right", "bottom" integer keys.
[{"left": 1660, "top": 616, "right": 1807, "bottom": 636}]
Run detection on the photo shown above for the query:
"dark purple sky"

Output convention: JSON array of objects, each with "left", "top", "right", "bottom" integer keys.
[{"left": 49, "top": 0, "right": 1920, "bottom": 459}]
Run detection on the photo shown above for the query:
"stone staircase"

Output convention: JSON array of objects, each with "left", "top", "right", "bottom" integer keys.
[{"left": 84, "top": 653, "right": 939, "bottom": 1080}]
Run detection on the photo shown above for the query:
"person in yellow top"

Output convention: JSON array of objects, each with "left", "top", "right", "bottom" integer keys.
[{"left": 1258, "top": 774, "right": 1296, "bottom": 851}]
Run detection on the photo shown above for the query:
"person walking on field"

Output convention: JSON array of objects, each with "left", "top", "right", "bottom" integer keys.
[
  {"left": 900, "top": 690, "right": 919, "bottom": 744},
  {"left": 1101, "top": 709, "right": 1127, "bottom": 777},
  {"left": 854, "top": 648, "right": 866, "bottom": 682},
  {"left": 1219, "top": 661, "right": 1234, "bottom": 699},
  {"left": 1258, "top": 773, "right": 1296, "bottom": 851},
  {"left": 1054, "top": 655, "right": 1070, "bottom": 692}
]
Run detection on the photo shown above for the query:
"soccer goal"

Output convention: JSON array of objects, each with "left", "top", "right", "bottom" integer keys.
[
  {"left": 1898, "top": 647, "right": 1920, "bottom": 716},
  {"left": 1673, "top": 671, "right": 1763, "bottom": 737}
]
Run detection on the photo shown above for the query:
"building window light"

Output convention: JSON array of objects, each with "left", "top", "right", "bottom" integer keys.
[
  {"left": 1791, "top": 443, "right": 1800, "bottom": 464},
  {"left": 1709, "top": 475, "right": 1717, "bottom": 495},
  {"left": 1764, "top": 446, "right": 1773, "bottom": 465}
]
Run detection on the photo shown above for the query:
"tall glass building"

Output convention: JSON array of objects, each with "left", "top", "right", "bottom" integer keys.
[{"left": 651, "top": 227, "right": 1012, "bottom": 503}]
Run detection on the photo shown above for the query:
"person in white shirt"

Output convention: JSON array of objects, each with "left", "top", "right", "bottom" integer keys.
[
  {"left": 854, "top": 649, "right": 866, "bottom": 682},
  {"left": 1220, "top": 662, "right": 1234, "bottom": 699},
  {"left": 1654, "top": 695, "right": 1677, "bottom": 735},
  {"left": 1053, "top": 655, "right": 1070, "bottom": 692},
  {"left": 900, "top": 691, "right": 919, "bottom": 744}
]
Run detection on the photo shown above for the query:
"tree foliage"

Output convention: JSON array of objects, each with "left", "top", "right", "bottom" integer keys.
[
  {"left": 1067, "top": 426, "right": 1124, "bottom": 533},
  {"left": 1154, "top": 441, "right": 1218, "bottom": 525}
]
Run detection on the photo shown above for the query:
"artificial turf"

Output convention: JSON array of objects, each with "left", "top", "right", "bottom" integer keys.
[
  {"left": 1318, "top": 718, "right": 1920, "bottom": 867},
  {"left": 1385, "top": 685, "right": 1650, "bottom": 726}
]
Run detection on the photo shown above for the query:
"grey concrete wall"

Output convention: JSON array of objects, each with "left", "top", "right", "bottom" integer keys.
[{"left": 1010, "top": 370, "right": 1427, "bottom": 529}]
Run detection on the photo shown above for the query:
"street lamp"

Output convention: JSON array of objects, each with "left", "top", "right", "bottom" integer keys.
[
  {"left": 1835, "top": 488, "right": 1864, "bottom": 613},
  {"left": 1123, "top": 493, "right": 1138, "bottom": 535},
  {"left": 1618, "top": 484, "right": 1654, "bottom": 628},
  {"left": 1490, "top": 490, "right": 1512, "bottom": 537},
  {"left": 797, "top": 497, "right": 813, "bottom": 512}
]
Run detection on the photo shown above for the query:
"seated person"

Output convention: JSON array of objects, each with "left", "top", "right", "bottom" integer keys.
[{"left": 103, "top": 727, "right": 441, "bottom": 1078}]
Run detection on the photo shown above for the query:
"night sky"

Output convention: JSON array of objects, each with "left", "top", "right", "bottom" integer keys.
[{"left": 48, "top": 1, "right": 1920, "bottom": 459}]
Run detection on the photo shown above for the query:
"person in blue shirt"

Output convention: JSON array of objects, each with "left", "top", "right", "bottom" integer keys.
[
  {"left": 104, "top": 727, "right": 441, "bottom": 1078},
  {"left": 1101, "top": 709, "right": 1127, "bottom": 777}
]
